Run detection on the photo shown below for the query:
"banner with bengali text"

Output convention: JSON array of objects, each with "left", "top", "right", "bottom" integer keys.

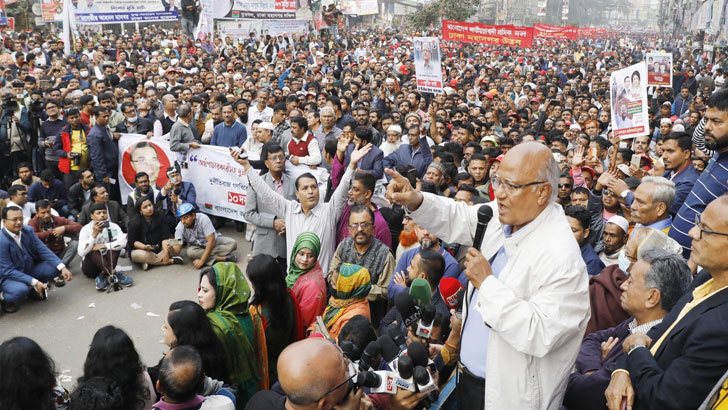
[
  {"left": 223, "top": 0, "right": 296, "bottom": 19},
  {"left": 441, "top": 20, "right": 533, "bottom": 48},
  {"left": 610, "top": 62, "right": 649, "bottom": 139},
  {"left": 414, "top": 37, "right": 443, "bottom": 94},
  {"left": 533, "top": 23, "right": 578, "bottom": 40}
]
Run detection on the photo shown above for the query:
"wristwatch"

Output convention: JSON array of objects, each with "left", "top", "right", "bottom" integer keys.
[
  {"left": 627, "top": 343, "right": 646, "bottom": 355},
  {"left": 620, "top": 189, "right": 629, "bottom": 199}
]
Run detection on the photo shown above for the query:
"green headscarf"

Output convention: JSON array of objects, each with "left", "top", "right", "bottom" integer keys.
[
  {"left": 322, "top": 263, "right": 372, "bottom": 328},
  {"left": 205, "top": 262, "right": 259, "bottom": 408},
  {"left": 286, "top": 232, "right": 321, "bottom": 289}
]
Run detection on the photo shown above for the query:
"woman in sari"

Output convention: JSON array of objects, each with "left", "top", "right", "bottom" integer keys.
[
  {"left": 197, "top": 262, "right": 261, "bottom": 409},
  {"left": 287, "top": 232, "right": 327, "bottom": 329},
  {"left": 247, "top": 255, "right": 304, "bottom": 387},
  {"left": 320, "top": 263, "right": 372, "bottom": 340}
]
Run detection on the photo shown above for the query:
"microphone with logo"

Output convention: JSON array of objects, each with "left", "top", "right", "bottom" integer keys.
[{"left": 439, "top": 277, "right": 464, "bottom": 311}]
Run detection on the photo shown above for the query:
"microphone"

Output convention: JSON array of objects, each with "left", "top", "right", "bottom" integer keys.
[
  {"left": 378, "top": 335, "right": 401, "bottom": 371},
  {"left": 406, "top": 341, "right": 430, "bottom": 368},
  {"left": 472, "top": 205, "right": 494, "bottom": 251},
  {"left": 356, "top": 370, "right": 397, "bottom": 394},
  {"left": 416, "top": 304, "right": 436, "bottom": 339},
  {"left": 395, "top": 354, "right": 416, "bottom": 392},
  {"left": 358, "top": 340, "right": 381, "bottom": 371},
  {"left": 394, "top": 292, "right": 421, "bottom": 329},
  {"left": 385, "top": 322, "right": 407, "bottom": 350},
  {"left": 409, "top": 278, "right": 432, "bottom": 308},
  {"left": 439, "top": 277, "right": 464, "bottom": 310},
  {"left": 455, "top": 287, "right": 465, "bottom": 319},
  {"left": 413, "top": 365, "right": 438, "bottom": 395}
]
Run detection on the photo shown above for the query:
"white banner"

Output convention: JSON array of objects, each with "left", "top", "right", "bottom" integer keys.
[
  {"left": 537, "top": 0, "right": 546, "bottom": 16},
  {"left": 195, "top": 0, "right": 214, "bottom": 40},
  {"left": 610, "top": 62, "right": 649, "bottom": 140},
  {"left": 117, "top": 135, "right": 249, "bottom": 222},
  {"left": 561, "top": 0, "right": 569, "bottom": 20},
  {"left": 52, "top": 0, "right": 180, "bottom": 24},
  {"left": 413, "top": 37, "right": 443, "bottom": 94},
  {"left": 262, "top": 20, "right": 309, "bottom": 37},
  {"left": 217, "top": 19, "right": 263, "bottom": 43},
  {"left": 222, "top": 0, "right": 296, "bottom": 19}
]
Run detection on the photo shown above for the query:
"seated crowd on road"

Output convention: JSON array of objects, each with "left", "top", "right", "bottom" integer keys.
[{"left": 2, "top": 22, "right": 728, "bottom": 410}]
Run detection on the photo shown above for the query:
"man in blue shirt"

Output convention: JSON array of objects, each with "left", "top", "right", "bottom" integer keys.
[
  {"left": 27, "top": 169, "right": 70, "bottom": 218},
  {"left": 670, "top": 88, "right": 728, "bottom": 257},
  {"left": 383, "top": 124, "right": 433, "bottom": 180},
  {"left": 565, "top": 205, "right": 605, "bottom": 276},
  {"left": 210, "top": 102, "right": 247, "bottom": 148}
]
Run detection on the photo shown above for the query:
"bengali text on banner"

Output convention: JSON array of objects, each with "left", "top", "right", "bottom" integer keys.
[{"left": 441, "top": 20, "right": 533, "bottom": 48}]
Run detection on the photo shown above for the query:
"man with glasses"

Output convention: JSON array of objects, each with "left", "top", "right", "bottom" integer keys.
[
  {"left": 606, "top": 195, "right": 728, "bottom": 410},
  {"left": 243, "top": 143, "right": 295, "bottom": 270},
  {"left": 115, "top": 102, "right": 153, "bottom": 137},
  {"left": 0, "top": 206, "right": 72, "bottom": 314},
  {"left": 385, "top": 142, "right": 590, "bottom": 409},
  {"left": 38, "top": 99, "right": 67, "bottom": 176}
]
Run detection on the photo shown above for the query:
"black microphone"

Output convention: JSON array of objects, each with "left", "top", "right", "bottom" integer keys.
[
  {"left": 378, "top": 335, "right": 401, "bottom": 365},
  {"left": 358, "top": 340, "right": 381, "bottom": 371},
  {"left": 394, "top": 292, "right": 421, "bottom": 329},
  {"left": 406, "top": 341, "right": 429, "bottom": 368},
  {"left": 385, "top": 322, "right": 407, "bottom": 350},
  {"left": 396, "top": 354, "right": 416, "bottom": 392},
  {"left": 472, "top": 205, "right": 494, "bottom": 251},
  {"left": 413, "top": 365, "right": 437, "bottom": 395},
  {"left": 416, "top": 304, "right": 436, "bottom": 338}
]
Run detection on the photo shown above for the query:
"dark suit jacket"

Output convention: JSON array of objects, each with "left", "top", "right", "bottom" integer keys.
[
  {"left": 663, "top": 164, "right": 700, "bottom": 217},
  {"left": 78, "top": 200, "right": 129, "bottom": 231},
  {"left": 115, "top": 117, "right": 154, "bottom": 135},
  {"left": 619, "top": 272, "right": 728, "bottom": 410},
  {"left": 0, "top": 227, "right": 62, "bottom": 286},
  {"left": 243, "top": 173, "right": 295, "bottom": 259},
  {"left": 68, "top": 182, "right": 96, "bottom": 216}
]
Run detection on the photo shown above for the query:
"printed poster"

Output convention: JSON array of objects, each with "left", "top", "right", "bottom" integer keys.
[
  {"left": 413, "top": 37, "right": 443, "bottom": 94},
  {"left": 610, "top": 62, "right": 649, "bottom": 139},
  {"left": 646, "top": 53, "right": 673, "bottom": 87}
]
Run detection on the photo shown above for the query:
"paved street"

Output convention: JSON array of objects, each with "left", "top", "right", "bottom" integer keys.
[{"left": 0, "top": 226, "right": 251, "bottom": 390}]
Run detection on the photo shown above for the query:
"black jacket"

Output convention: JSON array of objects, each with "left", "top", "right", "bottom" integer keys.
[
  {"left": 115, "top": 117, "right": 154, "bottom": 135},
  {"left": 126, "top": 211, "right": 170, "bottom": 253}
]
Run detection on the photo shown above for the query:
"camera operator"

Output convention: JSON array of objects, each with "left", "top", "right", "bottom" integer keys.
[
  {"left": 52, "top": 108, "right": 91, "bottom": 188},
  {"left": 0, "top": 82, "right": 31, "bottom": 179}
]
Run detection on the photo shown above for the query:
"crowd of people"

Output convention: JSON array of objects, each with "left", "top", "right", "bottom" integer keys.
[{"left": 1, "top": 20, "right": 728, "bottom": 410}]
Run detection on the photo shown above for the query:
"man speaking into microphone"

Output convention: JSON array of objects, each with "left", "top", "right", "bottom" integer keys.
[{"left": 385, "top": 142, "right": 590, "bottom": 410}]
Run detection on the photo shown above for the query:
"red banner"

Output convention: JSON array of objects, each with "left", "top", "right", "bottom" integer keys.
[
  {"left": 442, "top": 20, "right": 533, "bottom": 48},
  {"left": 533, "top": 23, "right": 578, "bottom": 40}
]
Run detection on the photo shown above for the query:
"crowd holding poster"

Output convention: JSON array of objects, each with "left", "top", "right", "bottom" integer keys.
[
  {"left": 413, "top": 37, "right": 443, "bottom": 94},
  {"left": 223, "top": 0, "right": 296, "bottom": 19},
  {"left": 195, "top": 0, "right": 214, "bottom": 40},
  {"left": 646, "top": 53, "right": 673, "bottom": 87},
  {"left": 441, "top": 20, "right": 533, "bottom": 48},
  {"left": 610, "top": 62, "right": 649, "bottom": 139}
]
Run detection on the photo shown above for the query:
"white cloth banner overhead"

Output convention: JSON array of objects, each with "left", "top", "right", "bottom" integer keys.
[
  {"left": 610, "top": 62, "right": 649, "bottom": 140},
  {"left": 67, "top": 0, "right": 178, "bottom": 24},
  {"left": 413, "top": 37, "right": 443, "bottom": 94},
  {"left": 262, "top": 20, "right": 309, "bottom": 37},
  {"left": 217, "top": 19, "right": 263, "bottom": 43},
  {"left": 222, "top": 0, "right": 296, "bottom": 19}
]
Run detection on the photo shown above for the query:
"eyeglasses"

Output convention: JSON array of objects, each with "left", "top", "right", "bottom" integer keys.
[
  {"left": 313, "top": 349, "right": 356, "bottom": 404},
  {"left": 694, "top": 213, "right": 728, "bottom": 239},
  {"left": 490, "top": 176, "right": 546, "bottom": 194},
  {"left": 348, "top": 222, "right": 372, "bottom": 230},
  {"left": 558, "top": 183, "right": 572, "bottom": 189},
  {"left": 131, "top": 157, "right": 159, "bottom": 165},
  {"left": 266, "top": 155, "right": 286, "bottom": 162}
]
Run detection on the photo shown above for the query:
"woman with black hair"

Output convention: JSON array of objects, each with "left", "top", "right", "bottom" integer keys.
[
  {"left": 78, "top": 325, "right": 154, "bottom": 410},
  {"left": 127, "top": 195, "right": 180, "bottom": 270},
  {"left": 0, "top": 336, "right": 69, "bottom": 410},
  {"left": 159, "top": 300, "right": 227, "bottom": 383},
  {"left": 247, "top": 254, "right": 303, "bottom": 387}
]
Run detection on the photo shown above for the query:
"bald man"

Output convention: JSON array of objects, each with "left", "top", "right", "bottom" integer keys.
[{"left": 386, "top": 142, "right": 590, "bottom": 410}]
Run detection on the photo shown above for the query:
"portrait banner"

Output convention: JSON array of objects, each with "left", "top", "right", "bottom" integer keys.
[
  {"left": 561, "top": 0, "right": 569, "bottom": 20},
  {"left": 42, "top": 0, "right": 63, "bottom": 22},
  {"left": 118, "top": 135, "right": 174, "bottom": 205},
  {"left": 217, "top": 19, "right": 263, "bottom": 43},
  {"left": 262, "top": 20, "right": 309, "bottom": 37},
  {"left": 646, "top": 53, "right": 673, "bottom": 87},
  {"left": 610, "top": 62, "right": 649, "bottom": 139},
  {"left": 537, "top": 0, "right": 546, "bottom": 16},
  {"left": 413, "top": 37, "right": 443, "bottom": 94},
  {"left": 441, "top": 20, "right": 533, "bottom": 48},
  {"left": 0, "top": 0, "right": 7, "bottom": 26},
  {"left": 195, "top": 0, "right": 214, "bottom": 40}
]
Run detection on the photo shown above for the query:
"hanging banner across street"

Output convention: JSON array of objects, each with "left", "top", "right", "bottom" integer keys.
[
  {"left": 533, "top": 23, "right": 578, "bottom": 40},
  {"left": 646, "top": 52, "right": 673, "bottom": 87},
  {"left": 51, "top": 0, "right": 180, "bottom": 24},
  {"left": 413, "top": 37, "right": 443, "bottom": 94},
  {"left": 610, "top": 62, "right": 649, "bottom": 139},
  {"left": 442, "top": 20, "right": 533, "bottom": 48},
  {"left": 222, "top": 0, "right": 296, "bottom": 19}
]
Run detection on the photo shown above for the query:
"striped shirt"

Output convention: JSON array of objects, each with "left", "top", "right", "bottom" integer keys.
[{"left": 669, "top": 149, "right": 728, "bottom": 257}]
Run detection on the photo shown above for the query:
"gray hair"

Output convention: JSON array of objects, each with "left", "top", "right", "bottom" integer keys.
[
  {"left": 640, "top": 176, "right": 676, "bottom": 212},
  {"left": 320, "top": 106, "right": 335, "bottom": 116},
  {"left": 535, "top": 148, "right": 560, "bottom": 202},
  {"left": 639, "top": 248, "right": 691, "bottom": 312},
  {"left": 177, "top": 103, "right": 192, "bottom": 118},
  {"left": 631, "top": 227, "right": 683, "bottom": 258}
]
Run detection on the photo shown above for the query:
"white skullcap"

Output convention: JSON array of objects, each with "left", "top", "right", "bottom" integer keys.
[
  {"left": 387, "top": 125, "right": 402, "bottom": 134},
  {"left": 607, "top": 215, "right": 629, "bottom": 234}
]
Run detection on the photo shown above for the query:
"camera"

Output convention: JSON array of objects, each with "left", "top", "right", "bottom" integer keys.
[
  {"left": 101, "top": 220, "right": 110, "bottom": 229},
  {"left": 1, "top": 94, "right": 17, "bottom": 115},
  {"left": 69, "top": 152, "right": 82, "bottom": 166}
]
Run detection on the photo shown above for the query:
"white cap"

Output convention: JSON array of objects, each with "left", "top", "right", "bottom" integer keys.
[
  {"left": 144, "top": 81, "right": 155, "bottom": 88},
  {"left": 170, "top": 58, "right": 179, "bottom": 66},
  {"left": 672, "top": 123, "right": 685, "bottom": 132},
  {"left": 259, "top": 122, "right": 275, "bottom": 131},
  {"left": 607, "top": 215, "right": 629, "bottom": 234},
  {"left": 233, "top": 73, "right": 243, "bottom": 81},
  {"left": 156, "top": 82, "right": 167, "bottom": 89},
  {"left": 617, "top": 163, "right": 632, "bottom": 177},
  {"left": 660, "top": 118, "right": 672, "bottom": 125},
  {"left": 569, "top": 123, "right": 582, "bottom": 131},
  {"left": 387, "top": 125, "right": 402, "bottom": 134}
]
